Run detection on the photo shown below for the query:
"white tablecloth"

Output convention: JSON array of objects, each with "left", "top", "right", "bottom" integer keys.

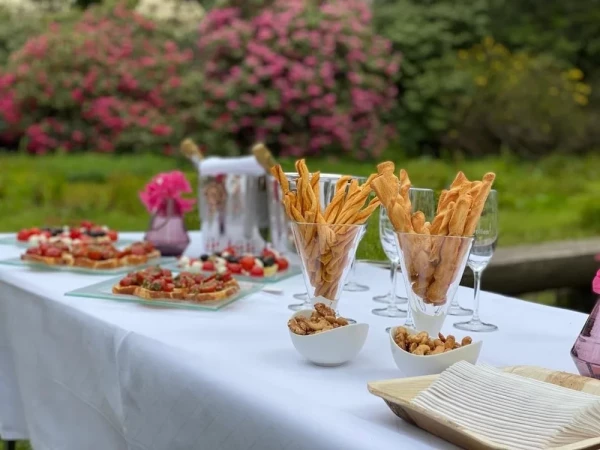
[{"left": 0, "top": 232, "right": 587, "bottom": 450}]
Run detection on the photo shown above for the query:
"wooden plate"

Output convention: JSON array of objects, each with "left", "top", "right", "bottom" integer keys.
[{"left": 368, "top": 366, "right": 600, "bottom": 450}]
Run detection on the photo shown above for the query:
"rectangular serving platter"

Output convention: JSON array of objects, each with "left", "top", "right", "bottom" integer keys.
[
  {"left": 0, "top": 235, "right": 138, "bottom": 248},
  {"left": 368, "top": 366, "right": 600, "bottom": 450},
  {"left": 164, "top": 261, "right": 302, "bottom": 284},
  {"left": 0, "top": 256, "right": 175, "bottom": 275},
  {"left": 65, "top": 276, "right": 263, "bottom": 311}
]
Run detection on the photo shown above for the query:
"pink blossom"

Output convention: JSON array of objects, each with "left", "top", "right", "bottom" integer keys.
[{"left": 594, "top": 270, "right": 600, "bottom": 295}]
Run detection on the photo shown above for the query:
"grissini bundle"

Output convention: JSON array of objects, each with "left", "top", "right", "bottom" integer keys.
[
  {"left": 372, "top": 162, "right": 495, "bottom": 305},
  {"left": 270, "top": 160, "right": 380, "bottom": 301}
]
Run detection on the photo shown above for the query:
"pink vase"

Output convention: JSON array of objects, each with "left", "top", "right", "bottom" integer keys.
[
  {"left": 144, "top": 198, "right": 190, "bottom": 257},
  {"left": 571, "top": 298, "right": 600, "bottom": 379}
]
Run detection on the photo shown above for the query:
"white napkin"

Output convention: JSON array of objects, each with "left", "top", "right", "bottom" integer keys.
[{"left": 197, "top": 156, "right": 266, "bottom": 176}]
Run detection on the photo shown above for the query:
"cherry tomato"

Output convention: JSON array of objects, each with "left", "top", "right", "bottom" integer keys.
[
  {"left": 107, "top": 230, "right": 118, "bottom": 241},
  {"left": 240, "top": 256, "right": 255, "bottom": 272},
  {"left": 250, "top": 266, "right": 264, "bottom": 277},
  {"left": 120, "top": 277, "right": 134, "bottom": 287},
  {"left": 87, "top": 250, "right": 103, "bottom": 260},
  {"left": 164, "top": 283, "right": 174, "bottom": 292},
  {"left": 276, "top": 258, "right": 289, "bottom": 271},
  {"left": 17, "top": 229, "right": 31, "bottom": 241},
  {"left": 219, "top": 272, "right": 232, "bottom": 282},
  {"left": 81, "top": 221, "right": 94, "bottom": 229},
  {"left": 25, "top": 247, "right": 41, "bottom": 255},
  {"left": 161, "top": 269, "right": 172, "bottom": 277},
  {"left": 262, "top": 249, "right": 276, "bottom": 259},
  {"left": 199, "top": 282, "right": 217, "bottom": 293},
  {"left": 70, "top": 229, "right": 82, "bottom": 239},
  {"left": 131, "top": 246, "right": 146, "bottom": 256},
  {"left": 202, "top": 261, "right": 215, "bottom": 271},
  {"left": 223, "top": 246, "right": 236, "bottom": 256},
  {"left": 227, "top": 262, "right": 242, "bottom": 274},
  {"left": 45, "top": 247, "right": 62, "bottom": 258},
  {"left": 30, "top": 227, "right": 40, "bottom": 234}
]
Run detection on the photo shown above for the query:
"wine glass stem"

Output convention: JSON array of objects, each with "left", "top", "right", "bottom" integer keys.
[
  {"left": 472, "top": 268, "right": 484, "bottom": 322},
  {"left": 387, "top": 260, "right": 399, "bottom": 312}
]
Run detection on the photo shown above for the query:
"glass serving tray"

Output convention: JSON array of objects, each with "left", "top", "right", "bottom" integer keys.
[
  {"left": 164, "top": 261, "right": 302, "bottom": 284},
  {"left": 0, "top": 256, "right": 175, "bottom": 275},
  {"left": 0, "top": 236, "right": 138, "bottom": 248},
  {"left": 65, "top": 277, "right": 263, "bottom": 311}
]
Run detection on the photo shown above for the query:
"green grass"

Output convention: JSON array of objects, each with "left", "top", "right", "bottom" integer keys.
[
  {"left": 0, "top": 151, "right": 599, "bottom": 264},
  {"left": 0, "top": 441, "right": 31, "bottom": 450}
]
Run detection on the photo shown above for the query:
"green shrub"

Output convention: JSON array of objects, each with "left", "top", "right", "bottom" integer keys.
[
  {"left": 0, "top": 7, "right": 44, "bottom": 65},
  {"left": 442, "top": 38, "right": 591, "bottom": 157},
  {"left": 372, "top": 0, "right": 490, "bottom": 155}
]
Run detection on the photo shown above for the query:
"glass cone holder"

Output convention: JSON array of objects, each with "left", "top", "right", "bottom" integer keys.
[
  {"left": 396, "top": 232, "right": 473, "bottom": 336},
  {"left": 290, "top": 221, "right": 366, "bottom": 311}
]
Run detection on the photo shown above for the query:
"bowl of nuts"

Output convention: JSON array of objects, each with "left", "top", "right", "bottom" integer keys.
[
  {"left": 288, "top": 303, "right": 369, "bottom": 366},
  {"left": 389, "top": 326, "right": 482, "bottom": 377}
]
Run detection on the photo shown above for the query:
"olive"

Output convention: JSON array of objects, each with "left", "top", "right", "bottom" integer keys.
[
  {"left": 226, "top": 256, "right": 239, "bottom": 263},
  {"left": 200, "top": 254, "right": 209, "bottom": 261},
  {"left": 87, "top": 230, "right": 106, "bottom": 238},
  {"left": 214, "top": 252, "right": 222, "bottom": 257},
  {"left": 262, "top": 256, "right": 276, "bottom": 267}
]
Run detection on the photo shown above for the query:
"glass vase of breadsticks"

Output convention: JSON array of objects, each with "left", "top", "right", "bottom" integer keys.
[
  {"left": 371, "top": 162, "right": 496, "bottom": 336},
  {"left": 270, "top": 160, "right": 380, "bottom": 312}
]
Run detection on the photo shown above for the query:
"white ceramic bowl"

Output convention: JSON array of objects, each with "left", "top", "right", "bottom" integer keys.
[
  {"left": 389, "top": 326, "right": 482, "bottom": 377},
  {"left": 288, "top": 310, "right": 369, "bottom": 366}
]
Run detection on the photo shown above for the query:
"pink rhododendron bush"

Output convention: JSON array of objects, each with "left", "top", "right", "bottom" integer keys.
[
  {"left": 196, "top": 0, "right": 401, "bottom": 159},
  {"left": 0, "top": 5, "right": 200, "bottom": 154}
]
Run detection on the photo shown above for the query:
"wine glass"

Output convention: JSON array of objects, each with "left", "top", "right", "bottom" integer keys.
[
  {"left": 372, "top": 205, "right": 406, "bottom": 320},
  {"left": 343, "top": 234, "right": 369, "bottom": 292},
  {"left": 288, "top": 173, "right": 365, "bottom": 310},
  {"left": 454, "top": 190, "right": 498, "bottom": 332}
]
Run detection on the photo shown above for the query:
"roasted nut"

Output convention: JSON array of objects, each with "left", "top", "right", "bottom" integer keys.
[
  {"left": 413, "top": 344, "right": 431, "bottom": 356},
  {"left": 287, "top": 303, "right": 350, "bottom": 335},
  {"left": 431, "top": 345, "right": 445, "bottom": 355},
  {"left": 397, "top": 329, "right": 474, "bottom": 356}
]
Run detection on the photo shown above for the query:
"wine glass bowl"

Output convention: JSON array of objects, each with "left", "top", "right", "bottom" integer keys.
[
  {"left": 290, "top": 221, "right": 366, "bottom": 311},
  {"left": 396, "top": 232, "right": 474, "bottom": 336}
]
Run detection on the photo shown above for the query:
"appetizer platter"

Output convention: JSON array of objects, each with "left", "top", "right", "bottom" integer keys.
[
  {"left": 66, "top": 266, "right": 263, "bottom": 311},
  {"left": 172, "top": 247, "right": 301, "bottom": 283},
  {"left": 0, "top": 221, "right": 134, "bottom": 247},
  {"left": 0, "top": 241, "right": 170, "bottom": 275}
]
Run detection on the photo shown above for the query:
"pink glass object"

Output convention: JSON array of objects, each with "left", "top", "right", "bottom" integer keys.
[
  {"left": 144, "top": 198, "right": 190, "bottom": 257},
  {"left": 571, "top": 270, "right": 600, "bottom": 378}
]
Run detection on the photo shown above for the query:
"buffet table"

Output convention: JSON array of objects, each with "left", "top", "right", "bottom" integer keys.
[{"left": 0, "top": 232, "right": 587, "bottom": 450}]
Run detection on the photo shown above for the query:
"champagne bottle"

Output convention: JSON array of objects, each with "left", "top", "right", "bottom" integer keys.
[
  {"left": 252, "top": 142, "right": 278, "bottom": 172},
  {"left": 180, "top": 138, "right": 204, "bottom": 163}
]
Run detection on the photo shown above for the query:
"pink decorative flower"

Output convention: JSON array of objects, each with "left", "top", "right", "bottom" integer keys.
[{"left": 139, "top": 171, "right": 195, "bottom": 215}]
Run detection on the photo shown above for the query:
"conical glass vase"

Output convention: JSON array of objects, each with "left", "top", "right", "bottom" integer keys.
[
  {"left": 396, "top": 232, "right": 473, "bottom": 335},
  {"left": 290, "top": 221, "right": 366, "bottom": 311}
]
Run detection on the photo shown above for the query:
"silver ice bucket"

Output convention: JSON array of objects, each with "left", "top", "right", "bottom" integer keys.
[
  {"left": 266, "top": 173, "right": 364, "bottom": 255},
  {"left": 199, "top": 172, "right": 270, "bottom": 254}
]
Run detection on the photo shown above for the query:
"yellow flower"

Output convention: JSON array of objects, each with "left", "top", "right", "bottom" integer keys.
[
  {"left": 566, "top": 68, "right": 584, "bottom": 80},
  {"left": 475, "top": 76, "right": 488, "bottom": 87},
  {"left": 575, "top": 83, "right": 592, "bottom": 95},
  {"left": 483, "top": 36, "right": 495, "bottom": 47},
  {"left": 548, "top": 87, "right": 559, "bottom": 96},
  {"left": 458, "top": 50, "right": 469, "bottom": 60},
  {"left": 492, "top": 61, "right": 503, "bottom": 71},
  {"left": 573, "top": 93, "right": 589, "bottom": 105}
]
